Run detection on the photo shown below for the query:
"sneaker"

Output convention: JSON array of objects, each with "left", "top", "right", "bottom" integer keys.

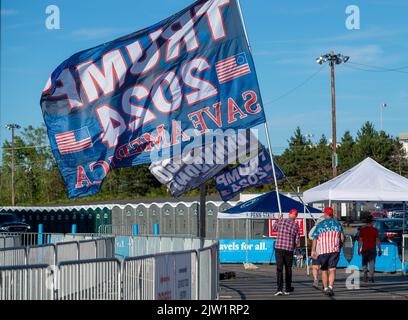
[
  {"left": 323, "top": 287, "right": 330, "bottom": 296},
  {"left": 274, "top": 291, "right": 283, "bottom": 296},
  {"left": 283, "top": 291, "right": 290, "bottom": 296},
  {"left": 313, "top": 280, "right": 319, "bottom": 290},
  {"left": 286, "top": 287, "right": 294, "bottom": 293},
  {"left": 328, "top": 286, "right": 334, "bottom": 296}
]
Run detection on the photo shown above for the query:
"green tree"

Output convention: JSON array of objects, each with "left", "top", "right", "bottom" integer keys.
[{"left": 338, "top": 130, "right": 356, "bottom": 173}]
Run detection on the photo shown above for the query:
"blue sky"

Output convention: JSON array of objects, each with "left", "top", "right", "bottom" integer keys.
[{"left": 1, "top": 0, "right": 407, "bottom": 156}]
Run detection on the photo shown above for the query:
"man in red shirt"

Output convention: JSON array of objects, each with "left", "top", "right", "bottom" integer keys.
[{"left": 358, "top": 216, "right": 382, "bottom": 282}]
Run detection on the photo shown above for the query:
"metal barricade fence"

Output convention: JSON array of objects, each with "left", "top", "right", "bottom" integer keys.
[
  {"left": 0, "top": 235, "right": 21, "bottom": 248},
  {"left": 127, "top": 235, "right": 206, "bottom": 257},
  {"left": 0, "top": 264, "right": 52, "bottom": 300},
  {"left": 79, "top": 240, "right": 97, "bottom": 260},
  {"left": 1, "top": 233, "right": 53, "bottom": 246},
  {"left": 99, "top": 225, "right": 133, "bottom": 236},
  {"left": 342, "top": 234, "right": 354, "bottom": 261},
  {"left": 198, "top": 242, "right": 219, "bottom": 300},
  {"left": 122, "top": 254, "right": 155, "bottom": 300},
  {"left": 122, "top": 250, "right": 198, "bottom": 300},
  {"left": 56, "top": 241, "right": 79, "bottom": 263},
  {"left": 97, "top": 238, "right": 107, "bottom": 258},
  {"left": 0, "top": 239, "right": 218, "bottom": 300},
  {"left": 0, "top": 247, "right": 27, "bottom": 266},
  {"left": 0, "top": 236, "right": 116, "bottom": 267},
  {"left": 57, "top": 258, "right": 121, "bottom": 300},
  {"left": 28, "top": 244, "right": 56, "bottom": 266}
]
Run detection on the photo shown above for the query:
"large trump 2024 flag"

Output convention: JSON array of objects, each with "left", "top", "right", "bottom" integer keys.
[{"left": 40, "top": 0, "right": 267, "bottom": 198}]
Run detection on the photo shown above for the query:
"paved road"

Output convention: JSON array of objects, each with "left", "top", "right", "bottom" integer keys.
[{"left": 219, "top": 264, "right": 408, "bottom": 300}]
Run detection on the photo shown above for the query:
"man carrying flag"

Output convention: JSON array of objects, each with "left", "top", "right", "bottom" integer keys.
[
  {"left": 311, "top": 207, "right": 345, "bottom": 296},
  {"left": 272, "top": 208, "right": 301, "bottom": 296}
]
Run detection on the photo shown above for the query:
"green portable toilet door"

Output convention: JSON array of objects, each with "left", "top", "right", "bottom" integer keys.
[
  {"left": 71, "top": 210, "right": 78, "bottom": 233},
  {"left": 95, "top": 208, "right": 103, "bottom": 234},
  {"left": 56, "top": 210, "right": 64, "bottom": 233},
  {"left": 102, "top": 207, "right": 111, "bottom": 228},
  {"left": 63, "top": 209, "right": 72, "bottom": 233},
  {"left": 49, "top": 211, "right": 57, "bottom": 233}
]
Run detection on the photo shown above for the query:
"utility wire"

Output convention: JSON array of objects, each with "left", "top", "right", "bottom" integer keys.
[
  {"left": 263, "top": 66, "right": 325, "bottom": 105},
  {"left": 346, "top": 61, "right": 408, "bottom": 74}
]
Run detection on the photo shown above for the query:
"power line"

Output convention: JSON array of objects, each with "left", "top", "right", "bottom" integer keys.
[
  {"left": 263, "top": 66, "right": 325, "bottom": 105},
  {"left": 346, "top": 61, "right": 408, "bottom": 74}
]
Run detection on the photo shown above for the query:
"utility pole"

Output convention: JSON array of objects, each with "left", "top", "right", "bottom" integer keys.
[
  {"left": 5, "top": 123, "right": 20, "bottom": 206},
  {"left": 316, "top": 51, "right": 349, "bottom": 178}
]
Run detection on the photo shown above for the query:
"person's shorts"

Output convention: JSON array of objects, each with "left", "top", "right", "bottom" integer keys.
[
  {"left": 362, "top": 248, "right": 377, "bottom": 266},
  {"left": 311, "top": 258, "right": 320, "bottom": 266},
  {"left": 318, "top": 252, "right": 340, "bottom": 271}
]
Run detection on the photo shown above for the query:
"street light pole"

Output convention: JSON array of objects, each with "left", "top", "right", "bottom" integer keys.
[
  {"left": 380, "top": 103, "right": 387, "bottom": 132},
  {"left": 5, "top": 123, "right": 21, "bottom": 206},
  {"left": 316, "top": 51, "right": 349, "bottom": 178},
  {"left": 330, "top": 59, "right": 337, "bottom": 177}
]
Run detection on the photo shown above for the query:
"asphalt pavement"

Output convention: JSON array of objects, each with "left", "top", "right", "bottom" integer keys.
[{"left": 219, "top": 264, "right": 408, "bottom": 300}]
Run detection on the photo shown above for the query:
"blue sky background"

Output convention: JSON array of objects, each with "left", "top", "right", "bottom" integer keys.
[{"left": 1, "top": 0, "right": 407, "bottom": 157}]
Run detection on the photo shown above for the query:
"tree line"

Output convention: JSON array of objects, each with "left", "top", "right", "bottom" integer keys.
[{"left": 0, "top": 122, "right": 407, "bottom": 206}]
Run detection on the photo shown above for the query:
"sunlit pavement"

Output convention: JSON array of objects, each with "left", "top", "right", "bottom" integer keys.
[{"left": 219, "top": 264, "right": 408, "bottom": 300}]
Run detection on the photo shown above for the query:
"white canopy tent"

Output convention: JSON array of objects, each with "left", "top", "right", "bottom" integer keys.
[
  {"left": 304, "top": 157, "right": 408, "bottom": 203},
  {"left": 304, "top": 157, "right": 408, "bottom": 274}
]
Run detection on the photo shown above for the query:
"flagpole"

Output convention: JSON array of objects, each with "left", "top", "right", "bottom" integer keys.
[
  {"left": 264, "top": 124, "right": 283, "bottom": 214},
  {"left": 236, "top": 0, "right": 282, "bottom": 214}
]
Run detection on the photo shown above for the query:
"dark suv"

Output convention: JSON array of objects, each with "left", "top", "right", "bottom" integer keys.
[{"left": 0, "top": 213, "right": 31, "bottom": 232}]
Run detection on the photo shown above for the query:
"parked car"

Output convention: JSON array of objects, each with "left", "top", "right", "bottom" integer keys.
[
  {"left": 388, "top": 210, "right": 408, "bottom": 219},
  {"left": 0, "top": 213, "right": 31, "bottom": 232},
  {"left": 353, "top": 218, "right": 407, "bottom": 253},
  {"left": 369, "top": 211, "right": 388, "bottom": 219}
]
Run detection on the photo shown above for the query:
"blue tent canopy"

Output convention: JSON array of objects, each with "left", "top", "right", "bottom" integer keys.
[{"left": 218, "top": 190, "right": 323, "bottom": 219}]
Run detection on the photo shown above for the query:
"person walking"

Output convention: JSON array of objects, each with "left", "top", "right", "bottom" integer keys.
[
  {"left": 311, "top": 207, "right": 345, "bottom": 296},
  {"left": 272, "top": 208, "right": 301, "bottom": 296},
  {"left": 358, "top": 215, "right": 382, "bottom": 283},
  {"left": 308, "top": 216, "right": 325, "bottom": 289}
]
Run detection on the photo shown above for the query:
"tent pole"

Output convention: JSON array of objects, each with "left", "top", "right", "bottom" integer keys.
[
  {"left": 236, "top": 0, "right": 282, "bottom": 215},
  {"left": 403, "top": 201, "right": 406, "bottom": 275},
  {"left": 245, "top": 218, "right": 249, "bottom": 265},
  {"left": 264, "top": 123, "right": 283, "bottom": 214},
  {"left": 304, "top": 206, "right": 310, "bottom": 276},
  {"left": 284, "top": 176, "right": 317, "bottom": 222}
]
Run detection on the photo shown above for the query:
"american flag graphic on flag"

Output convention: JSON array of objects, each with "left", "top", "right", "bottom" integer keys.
[
  {"left": 215, "top": 53, "right": 251, "bottom": 84},
  {"left": 55, "top": 127, "right": 93, "bottom": 155}
]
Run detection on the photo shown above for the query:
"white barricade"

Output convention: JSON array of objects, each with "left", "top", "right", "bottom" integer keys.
[
  {"left": 79, "top": 240, "right": 97, "bottom": 260},
  {"left": 0, "top": 264, "right": 53, "bottom": 300},
  {"left": 28, "top": 244, "right": 56, "bottom": 266},
  {"left": 0, "top": 247, "right": 27, "bottom": 266},
  {"left": 58, "top": 258, "right": 121, "bottom": 300},
  {"left": 56, "top": 241, "right": 79, "bottom": 263}
]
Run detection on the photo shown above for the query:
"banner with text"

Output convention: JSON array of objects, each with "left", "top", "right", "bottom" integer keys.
[
  {"left": 215, "top": 147, "right": 284, "bottom": 201},
  {"left": 40, "top": 0, "right": 267, "bottom": 198},
  {"left": 149, "top": 129, "right": 259, "bottom": 197},
  {"left": 269, "top": 219, "right": 305, "bottom": 237}
]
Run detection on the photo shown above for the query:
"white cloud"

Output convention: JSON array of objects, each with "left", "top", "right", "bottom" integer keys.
[{"left": 1, "top": 8, "right": 17, "bottom": 16}]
